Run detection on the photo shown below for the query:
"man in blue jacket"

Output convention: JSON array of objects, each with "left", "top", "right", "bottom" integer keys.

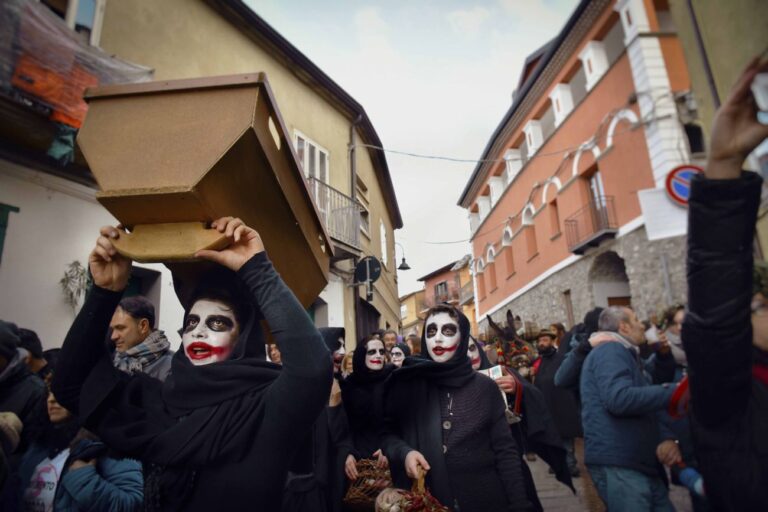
[{"left": 580, "top": 306, "right": 680, "bottom": 511}]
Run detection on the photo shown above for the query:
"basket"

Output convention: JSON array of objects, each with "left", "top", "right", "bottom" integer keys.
[
  {"left": 343, "top": 459, "right": 392, "bottom": 511},
  {"left": 396, "top": 469, "right": 450, "bottom": 512}
]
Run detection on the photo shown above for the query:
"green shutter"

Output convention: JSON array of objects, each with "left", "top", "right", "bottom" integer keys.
[{"left": 0, "top": 203, "right": 20, "bottom": 265}]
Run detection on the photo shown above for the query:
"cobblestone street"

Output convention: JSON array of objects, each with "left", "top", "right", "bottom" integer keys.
[{"left": 528, "top": 439, "right": 693, "bottom": 511}]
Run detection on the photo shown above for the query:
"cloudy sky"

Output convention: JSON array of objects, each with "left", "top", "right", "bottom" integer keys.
[{"left": 246, "top": 0, "right": 577, "bottom": 295}]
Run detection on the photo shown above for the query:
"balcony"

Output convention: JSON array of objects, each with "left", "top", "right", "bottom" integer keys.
[
  {"left": 459, "top": 281, "right": 474, "bottom": 305},
  {"left": 307, "top": 177, "right": 361, "bottom": 256},
  {"left": 564, "top": 196, "right": 618, "bottom": 254}
]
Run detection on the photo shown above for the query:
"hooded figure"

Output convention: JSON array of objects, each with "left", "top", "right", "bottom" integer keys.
[
  {"left": 53, "top": 239, "right": 332, "bottom": 512},
  {"left": 389, "top": 342, "right": 411, "bottom": 368},
  {"left": 381, "top": 305, "right": 533, "bottom": 512},
  {"left": 319, "top": 327, "right": 346, "bottom": 379},
  {"left": 340, "top": 337, "right": 393, "bottom": 461}
]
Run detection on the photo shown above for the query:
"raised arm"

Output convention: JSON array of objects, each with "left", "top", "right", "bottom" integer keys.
[
  {"left": 198, "top": 217, "right": 332, "bottom": 429},
  {"left": 52, "top": 226, "right": 130, "bottom": 415},
  {"left": 683, "top": 57, "right": 768, "bottom": 428}
]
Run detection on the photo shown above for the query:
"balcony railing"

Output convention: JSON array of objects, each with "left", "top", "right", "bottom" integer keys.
[
  {"left": 308, "top": 177, "right": 361, "bottom": 250},
  {"left": 564, "top": 196, "right": 618, "bottom": 254},
  {"left": 459, "top": 281, "right": 474, "bottom": 305}
]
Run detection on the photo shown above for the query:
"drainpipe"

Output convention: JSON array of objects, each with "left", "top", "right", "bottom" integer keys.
[
  {"left": 350, "top": 114, "right": 363, "bottom": 343},
  {"left": 686, "top": 0, "right": 720, "bottom": 108}
]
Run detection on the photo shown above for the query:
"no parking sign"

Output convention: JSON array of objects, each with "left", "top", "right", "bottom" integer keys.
[{"left": 665, "top": 165, "right": 703, "bottom": 207}]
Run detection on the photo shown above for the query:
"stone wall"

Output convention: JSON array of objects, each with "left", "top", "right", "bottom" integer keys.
[{"left": 480, "top": 226, "right": 687, "bottom": 332}]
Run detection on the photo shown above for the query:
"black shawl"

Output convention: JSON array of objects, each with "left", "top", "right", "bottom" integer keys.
[{"left": 341, "top": 339, "right": 393, "bottom": 457}]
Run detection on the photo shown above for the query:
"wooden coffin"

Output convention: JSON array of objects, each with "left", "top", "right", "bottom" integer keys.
[{"left": 77, "top": 73, "right": 332, "bottom": 307}]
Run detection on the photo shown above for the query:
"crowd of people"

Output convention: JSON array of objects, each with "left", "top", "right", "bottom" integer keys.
[{"left": 0, "top": 58, "right": 766, "bottom": 512}]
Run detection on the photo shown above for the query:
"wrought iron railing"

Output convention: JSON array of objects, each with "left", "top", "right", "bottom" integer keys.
[
  {"left": 308, "top": 177, "right": 361, "bottom": 249},
  {"left": 564, "top": 196, "right": 618, "bottom": 254}
]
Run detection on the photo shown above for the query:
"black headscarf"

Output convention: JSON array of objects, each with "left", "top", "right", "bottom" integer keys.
[
  {"left": 318, "top": 327, "right": 345, "bottom": 353},
  {"left": 343, "top": 337, "right": 394, "bottom": 386},
  {"left": 392, "top": 342, "right": 411, "bottom": 358},
  {"left": 82, "top": 265, "right": 281, "bottom": 469},
  {"left": 393, "top": 306, "right": 475, "bottom": 388},
  {"left": 470, "top": 335, "right": 492, "bottom": 370}
]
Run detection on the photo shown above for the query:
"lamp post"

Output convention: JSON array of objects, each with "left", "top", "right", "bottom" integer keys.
[{"left": 395, "top": 242, "right": 411, "bottom": 271}]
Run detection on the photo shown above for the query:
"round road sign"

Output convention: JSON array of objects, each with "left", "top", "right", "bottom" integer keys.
[{"left": 665, "top": 165, "right": 703, "bottom": 207}]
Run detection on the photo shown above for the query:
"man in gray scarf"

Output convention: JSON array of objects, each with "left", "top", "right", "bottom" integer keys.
[{"left": 110, "top": 295, "right": 173, "bottom": 381}]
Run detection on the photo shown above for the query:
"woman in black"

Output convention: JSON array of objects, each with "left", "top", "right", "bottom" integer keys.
[
  {"left": 52, "top": 217, "right": 332, "bottom": 511},
  {"left": 340, "top": 336, "right": 392, "bottom": 475},
  {"left": 382, "top": 305, "right": 533, "bottom": 511}
]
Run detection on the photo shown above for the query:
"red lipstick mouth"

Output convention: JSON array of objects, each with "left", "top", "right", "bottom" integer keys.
[
  {"left": 471, "top": 356, "right": 481, "bottom": 366},
  {"left": 186, "top": 342, "right": 228, "bottom": 361},
  {"left": 370, "top": 358, "right": 383, "bottom": 364},
  {"left": 432, "top": 345, "right": 458, "bottom": 356}
]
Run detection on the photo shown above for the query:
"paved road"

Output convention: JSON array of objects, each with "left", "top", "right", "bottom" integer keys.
[{"left": 527, "top": 439, "right": 693, "bottom": 511}]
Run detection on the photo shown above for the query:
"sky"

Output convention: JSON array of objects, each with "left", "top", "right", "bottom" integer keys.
[{"left": 246, "top": 0, "right": 578, "bottom": 295}]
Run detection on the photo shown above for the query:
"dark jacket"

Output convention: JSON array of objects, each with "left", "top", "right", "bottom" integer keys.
[
  {"left": 19, "top": 437, "right": 143, "bottom": 511},
  {"left": 580, "top": 339, "right": 674, "bottom": 476},
  {"left": 0, "top": 351, "right": 48, "bottom": 455},
  {"left": 532, "top": 349, "right": 582, "bottom": 439},
  {"left": 52, "top": 253, "right": 332, "bottom": 511},
  {"left": 683, "top": 172, "right": 768, "bottom": 511}
]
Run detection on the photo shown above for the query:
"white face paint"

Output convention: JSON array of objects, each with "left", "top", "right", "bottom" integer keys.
[
  {"left": 468, "top": 338, "right": 482, "bottom": 370},
  {"left": 333, "top": 338, "right": 346, "bottom": 371},
  {"left": 364, "top": 339, "right": 386, "bottom": 371},
  {"left": 425, "top": 312, "right": 461, "bottom": 363},
  {"left": 182, "top": 299, "right": 239, "bottom": 366},
  {"left": 390, "top": 347, "right": 406, "bottom": 367}
]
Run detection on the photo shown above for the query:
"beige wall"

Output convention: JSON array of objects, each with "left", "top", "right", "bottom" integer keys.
[{"left": 98, "top": 0, "right": 401, "bottom": 347}]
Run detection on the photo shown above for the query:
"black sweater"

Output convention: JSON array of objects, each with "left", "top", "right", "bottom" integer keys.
[
  {"left": 383, "top": 373, "right": 532, "bottom": 512},
  {"left": 684, "top": 172, "right": 768, "bottom": 511},
  {"left": 52, "top": 253, "right": 332, "bottom": 511}
]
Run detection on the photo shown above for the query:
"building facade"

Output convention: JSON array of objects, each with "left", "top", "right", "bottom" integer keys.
[
  {"left": 459, "top": 0, "right": 695, "bottom": 334},
  {"left": 0, "top": 0, "right": 403, "bottom": 350},
  {"left": 399, "top": 289, "right": 426, "bottom": 337},
  {"left": 416, "top": 256, "right": 479, "bottom": 337}
]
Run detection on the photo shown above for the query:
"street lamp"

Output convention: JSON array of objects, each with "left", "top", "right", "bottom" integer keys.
[{"left": 395, "top": 242, "right": 411, "bottom": 271}]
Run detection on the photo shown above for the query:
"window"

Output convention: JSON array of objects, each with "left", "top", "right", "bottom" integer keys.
[
  {"left": 42, "top": 0, "right": 105, "bottom": 46},
  {"left": 504, "top": 246, "right": 515, "bottom": 276},
  {"left": 294, "top": 132, "right": 329, "bottom": 183},
  {"left": 0, "top": 203, "right": 20, "bottom": 265},
  {"left": 477, "top": 274, "right": 486, "bottom": 300},
  {"left": 525, "top": 225, "right": 538, "bottom": 260},
  {"left": 487, "top": 261, "right": 497, "bottom": 292},
  {"left": 549, "top": 199, "right": 560, "bottom": 237},
  {"left": 435, "top": 281, "right": 449, "bottom": 300},
  {"left": 400, "top": 304, "right": 408, "bottom": 319},
  {"left": 380, "top": 220, "right": 388, "bottom": 267},
  {"left": 358, "top": 201, "right": 370, "bottom": 236}
]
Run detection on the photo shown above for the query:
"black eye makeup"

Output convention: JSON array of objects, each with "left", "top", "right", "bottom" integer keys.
[
  {"left": 441, "top": 324, "right": 458, "bottom": 336},
  {"left": 366, "top": 348, "right": 386, "bottom": 356},
  {"left": 183, "top": 315, "right": 200, "bottom": 334},
  {"left": 426, "top": 323, "right": 437, "bottom": 337},
  {"left": 206, "top": 315, "right": 235, "bottom": 332},
  {"left": 468, "top": 344, "right": 478, "bottom": 352}
]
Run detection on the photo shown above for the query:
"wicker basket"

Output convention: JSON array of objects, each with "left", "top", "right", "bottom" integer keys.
[
  {"left": 343, "top": 459, "right": 392, "bottom": 511},
  {"left": 395, "top": 469, "right": 450, "bottom": 512}
]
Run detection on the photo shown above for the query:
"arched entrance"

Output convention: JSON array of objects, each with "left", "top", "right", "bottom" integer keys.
[{"left": 588, "top": 251, "right": 631, "bottom": 307}]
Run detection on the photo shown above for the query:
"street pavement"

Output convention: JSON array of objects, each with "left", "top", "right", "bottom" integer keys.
[{"left": 527, "top": 439, "right": 693, "bottom": 511}]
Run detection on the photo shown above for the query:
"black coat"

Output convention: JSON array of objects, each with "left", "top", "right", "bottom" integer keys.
[
  {"left": 53, "top": 253, "right": 332, "bottom": 512},
  {"left": 0, "top": 353, "right": 47, "bottom": 455},
  {"left": 683, "top": 172, "right": 768, "bottom": 511},
  {"left": 533, "top": 349, "right": 582, "bottom": 439}
]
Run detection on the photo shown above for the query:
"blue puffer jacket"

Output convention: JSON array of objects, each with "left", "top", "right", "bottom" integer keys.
[
  {"left": 580, "top": 340, "right": 675, "bottom": 476},
  {"left": 19, "top": 439, "right": 143, "bottom": 511}
]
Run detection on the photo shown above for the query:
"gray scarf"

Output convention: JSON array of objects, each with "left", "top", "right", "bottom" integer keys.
[{"left": 113, "top": 330, "right": 171, "bottom": 375}]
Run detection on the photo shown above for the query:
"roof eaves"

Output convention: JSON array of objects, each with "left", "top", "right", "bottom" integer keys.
[
  {"left": 205, "top": 0, "right": 403, "bottom": 229},
  {"left": 456, "top": 0, "right": 592, "bottom": 208}
]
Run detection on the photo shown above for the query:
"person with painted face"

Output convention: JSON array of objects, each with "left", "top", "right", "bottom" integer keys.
[
  {"left": 320, "top": 327, "right": 346, "bottom": 378},
  {"left": 52, "top": 217, "right": 332, "bottom": 511},
  {"left": 381, "top": 305, "right": 533, "bottom": 511},
  {"left": 340, "top": 337, "right": 393, "bottom": 475},
  {"left": 389, "top": 342, "right": 410, "bottom": 368}
]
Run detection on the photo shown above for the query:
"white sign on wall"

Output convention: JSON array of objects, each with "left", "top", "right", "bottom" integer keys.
[{"left": 637, "top": 188, "right": 688, "bottom": 241}]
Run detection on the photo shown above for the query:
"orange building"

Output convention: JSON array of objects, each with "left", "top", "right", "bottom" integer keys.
[{"left": 459, "top": 0, "right": 697, "bottom": 333}]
